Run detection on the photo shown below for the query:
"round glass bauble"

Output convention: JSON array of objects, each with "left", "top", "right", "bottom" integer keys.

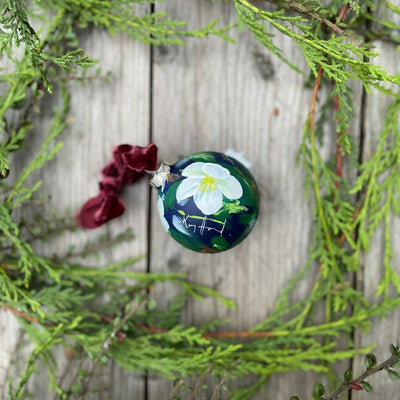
[{"left": 154, "top": 151, "right": 260, "bottom": 253}]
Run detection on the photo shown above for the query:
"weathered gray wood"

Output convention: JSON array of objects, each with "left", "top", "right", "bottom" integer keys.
[
  {"left": 148, "top": 1, "right": 360, "bottom": 399},
  {"left": 0, "top": 27, "right": 150, "bottom": 399}
]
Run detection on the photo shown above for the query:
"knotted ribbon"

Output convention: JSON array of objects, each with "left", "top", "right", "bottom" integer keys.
[{"left": 77, "top": 143, "right": 158, "bottom": 228}]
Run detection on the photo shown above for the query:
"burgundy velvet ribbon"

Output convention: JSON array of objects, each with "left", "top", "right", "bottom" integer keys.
[{"left": 77, "top": 143, "right": 158, "bottom": 229}]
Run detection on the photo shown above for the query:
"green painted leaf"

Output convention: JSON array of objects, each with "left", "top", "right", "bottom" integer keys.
[
  {"left": 163, "top": 181, "right": 181, "bottom": 211},
  {"left": 189, "top": 152, "right": 217, "bottom": 163},
  {"left": 211, "top": 236, "right": 230, "bottom": 251}
]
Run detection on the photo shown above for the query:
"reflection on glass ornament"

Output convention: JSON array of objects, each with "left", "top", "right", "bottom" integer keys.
[{"left": 151, "top": 151, "right": 260, "bottom": 253}]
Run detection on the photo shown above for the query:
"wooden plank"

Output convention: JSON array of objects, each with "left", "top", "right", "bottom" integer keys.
[
  {"left": 149, "top": 1, "right": 362, "bottom": 399},
  {"left": 0, "top": 28, "right": 150, "bottom": 399},
  {"left": 352, "top": 38, "right": 400, "bottom": 400}
]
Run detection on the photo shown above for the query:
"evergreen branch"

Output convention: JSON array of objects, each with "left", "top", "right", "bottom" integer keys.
[
  {"left": 5, "top": 82, "right": 69, "bottom": 208},
  {"left": 9, "top": 322, "right": 66, "bottom": 399},
  {"left": 293, "top": 3, "right": 357, "bottom": 333},
  {"left": 79, "top": 297, "right": 148, "bottom": 399},
  {"left": 235, "top": 0, "right": 400, "bottom": 91},
  {"left": 280, "top": 0, "right": 360, "bottom": 45},
  {"left": 307, "top": 65, "right": 343, "bottom": 281},
  {"left": 0, "top": 0, "right": 46, "bottom": 70},
  {"left": 42, "top": 0, "right": 235, "bottom": 45},
  {"left": 0, "top": 203, "right": 52, "bottom": 284},
  {"left": 234, "top": 0, "right": 302, "bottom": 73},
  {"left": 55, "top": 227, "right": 134, "bottom": 262}
]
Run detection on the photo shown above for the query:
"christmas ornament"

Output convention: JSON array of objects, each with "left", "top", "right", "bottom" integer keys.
[
  {"left": 77, "top": 145, "right": 259, "bottom": 253},
  {"left": 151, "top": 151, "right": 259, "bottom": 253}
]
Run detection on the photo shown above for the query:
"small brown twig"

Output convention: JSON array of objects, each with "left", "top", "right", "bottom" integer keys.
[
  {"left": 2, "top": 305, "right": 56, "bottom": 327},
  {"left": 282, "top": 0, "right": 360, "bottom": 46},
  {"left": 169, "top": 379, "right": 185, "bottom": 400},
  {"left": 210, "top": 360, "right": 241, "bottom": 400},
  {"left": 333, "top": 92, "right": 344, "bottom": 186},
  {"left": 189, "top": 364, "right": 214, "bottom": 400},
  {"left": 332, "top": 3, "right": 349, "bottom": 191},
  {"left": 323, "top": 352, "right": 400, "bottom": 400},
  {"left": 309, "top": 66, "right": 324, "bottom": 134},
  {"left": 2, "top": 305, "right": 40, "bottom": 324},
  {"left": 337, "top": 3, "right": 349, "bottom": 22},
  {"left": 309, "top": 3, "right": 349, "bottom": 132}
]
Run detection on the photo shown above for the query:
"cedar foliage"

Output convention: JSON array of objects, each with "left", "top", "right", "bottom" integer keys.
[{"left": 1, "top": 0, "right": 400, "bottom": 399}]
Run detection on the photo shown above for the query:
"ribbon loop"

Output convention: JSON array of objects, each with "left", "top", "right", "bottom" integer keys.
[{"left": 77, "top": 143, "right": 158, "bottom": 229}]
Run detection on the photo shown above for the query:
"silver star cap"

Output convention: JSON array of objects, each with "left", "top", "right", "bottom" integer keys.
[{"left": 150, "top": 163, "right": 171, "bottom": 189}]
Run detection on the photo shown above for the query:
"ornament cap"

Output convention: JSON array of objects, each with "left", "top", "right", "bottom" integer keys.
[{"left": 150, "top": 163, "right": 171, "bottom": 189}]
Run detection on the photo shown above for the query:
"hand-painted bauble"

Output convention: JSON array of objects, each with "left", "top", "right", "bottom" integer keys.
[{"left": 151, "top": 151, "right": 259, "bottom": 253}]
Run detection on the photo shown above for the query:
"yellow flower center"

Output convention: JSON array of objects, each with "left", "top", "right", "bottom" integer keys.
[{"left": 198, "top": 176, "right": 216, "bottom": 193}]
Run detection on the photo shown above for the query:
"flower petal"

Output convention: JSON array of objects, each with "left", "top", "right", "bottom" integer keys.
[
  {"left": 172, "top": 215, "right": 189, "bottom": 234},
  {"left": 194, "top": 188, "right": 222, "bottom": 215},
  {"left": 176, "top": 177, "right": 202, "bottom": 202},
  {"left": 157, "top": 196, "right": 170, "bottom": 231},
  {"left": 181, "top": 162, "right": 207, "bottom": 178},
  {"left": 202, "top": 163, "right": 230, "bottom": 179},
  {"left": 216, "top": 175, "right": 243, "bottom": 200}
]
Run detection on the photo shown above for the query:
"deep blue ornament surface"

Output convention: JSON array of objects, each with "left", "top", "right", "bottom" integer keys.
[{"left": 156, "top": 152, "right": 260, "bottom": 253}]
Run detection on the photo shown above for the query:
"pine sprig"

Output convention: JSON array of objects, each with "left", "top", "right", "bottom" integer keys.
[
  {"left": 40, "top": 0, "right": 236, "bottom": 45},
  {"left": 5, "top": 83, "right": 69, "bottom": 209},
  {"left": 0, "top": 0, "right": 45, "bottom": 71},
  {"left": 235, "top": 0, "right": 400, "bottom": 93},
  {"left": 350, "top": 100, "right": 400, "bottom": 296}
]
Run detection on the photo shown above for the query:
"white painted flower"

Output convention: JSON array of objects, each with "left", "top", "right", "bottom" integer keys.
[
  {"left": 157, "top": 196, "right": 170, "bottom": 231},
  {"left": 172, "top": 215, "right": 188, "bottom": 234},
  {"left": 176, "top": 162, "right": 243, "bottom": 215}
]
